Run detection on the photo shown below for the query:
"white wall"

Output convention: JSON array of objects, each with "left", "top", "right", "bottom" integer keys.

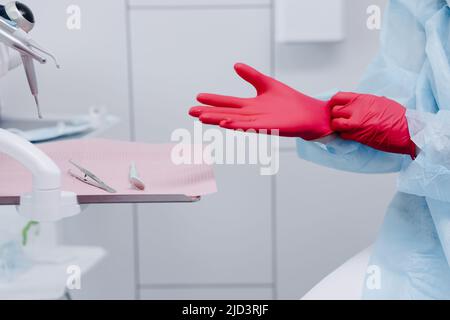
[{"left": 0, "top": 0, "right": 396, "bottom": 300}]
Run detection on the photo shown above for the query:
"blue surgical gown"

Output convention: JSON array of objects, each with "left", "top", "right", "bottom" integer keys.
[{"left": 297, "top": 0, "right": 450, "bottom": 299}]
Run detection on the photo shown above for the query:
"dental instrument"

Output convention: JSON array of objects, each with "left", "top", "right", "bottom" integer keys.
[
  {"left": 0, "top": 1, "right": 60, "bottom": 119},
  {"left": 68, "top": 160, "right": 117, "bottom": 194},
  {"left": 129, "top": 162, "right": 145, "bottom": 191}
]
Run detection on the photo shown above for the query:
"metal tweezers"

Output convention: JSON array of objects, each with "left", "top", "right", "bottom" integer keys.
[{"left": 68, "top": 160, "right": 116, "bottom": 193}]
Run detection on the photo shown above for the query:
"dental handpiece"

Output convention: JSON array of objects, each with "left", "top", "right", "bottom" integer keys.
[
  {"left": 0, "top": 19, "right": 45, "bottom": 118},
  {"left": 21, "top": 54, "right": 41, "bottom": 118},
  {"left": 0, "top": 2, "right": 60, "bottom": 118}
]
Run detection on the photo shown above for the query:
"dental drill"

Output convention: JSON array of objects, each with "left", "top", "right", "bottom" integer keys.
[{"left": 0, "top": 1, "right": 60, "bottom": 118}]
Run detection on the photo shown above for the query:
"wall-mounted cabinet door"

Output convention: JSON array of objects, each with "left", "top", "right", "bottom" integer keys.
[
  {"left": 129, "top": 6, "right": 273, "bottom": 290},
  {"left": 129, "top": 6, "right": 271, "bottom": 143}
]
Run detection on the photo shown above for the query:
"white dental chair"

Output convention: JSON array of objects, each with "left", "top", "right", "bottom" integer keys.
[{"left": 301, "top": 246, "right": 372, "bottom": 300}]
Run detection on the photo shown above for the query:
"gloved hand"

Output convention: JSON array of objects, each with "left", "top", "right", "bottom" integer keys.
[
  {"left": 189, "top": 63, "right": 333, "bottom": 141},
  {"left": 329, "top": 92, "right": 416, "bottom": 158}
]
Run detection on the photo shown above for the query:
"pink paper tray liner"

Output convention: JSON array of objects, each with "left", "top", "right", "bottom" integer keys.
[{"left": 0, "top": 139, "right": 217, "bottom": 203}]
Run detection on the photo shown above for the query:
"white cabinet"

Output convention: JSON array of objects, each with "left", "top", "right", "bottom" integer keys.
[
  {"left": 137, "top": 165, "right": 272, "bottom": 285},
  {"left": 61, "top": 204, "right": 136, "bottom": 299},
  {"left": 130, "top": 7, "right": 273, "bottom": 288},
  {"left": 275, "top": 151, "right": 397, "bottom": 299}
]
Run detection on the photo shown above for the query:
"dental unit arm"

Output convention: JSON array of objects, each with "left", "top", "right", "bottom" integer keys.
[
  {"left": 0, "top": 129, "right": 80, "bottom": 221},
  {"left": 0, "top": 2, "right": 80, "bottom": 222},
  {"left": 0, "top": 1, "right": 60, "bottom": 119}
]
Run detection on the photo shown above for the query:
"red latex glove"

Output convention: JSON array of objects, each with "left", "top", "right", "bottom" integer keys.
[
  {"left": 189, "top": 63, "right": 333, "bottom": 141},
  {"left": 329, "top": 92, "right": 416, "bottom": 158}
]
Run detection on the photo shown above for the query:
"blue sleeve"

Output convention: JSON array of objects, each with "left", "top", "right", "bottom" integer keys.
[
  {"left": 296, "top": 137, "right": 406, "bottom": 174},
  {"left": 398, "top": 110, "right": 450, "bottom": 202},
  {"left": 397, "top": 110, "right": 450, "bottom": 266}
]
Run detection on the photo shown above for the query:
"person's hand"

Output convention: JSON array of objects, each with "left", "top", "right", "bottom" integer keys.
[
  {"left": 189, "top": 63, "right": 333, "bottom": 141},
  {"left": 329, "top": 92, "right": 416, "bottom": 158}
]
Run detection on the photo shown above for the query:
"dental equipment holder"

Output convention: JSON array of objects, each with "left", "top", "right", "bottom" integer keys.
[
  {"left": 0, "top": 1, "right": 60, "bottom": 118},
  {"left": 0, "top": 128, "right": 80, "bottom": 221},
  {"left": 0, "top": 2, "right": 76, "bottom": 221}
]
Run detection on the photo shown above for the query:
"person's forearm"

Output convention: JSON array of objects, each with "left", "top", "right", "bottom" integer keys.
[{"left": 297, "top": 136, "right": 404, "bottom": 174}]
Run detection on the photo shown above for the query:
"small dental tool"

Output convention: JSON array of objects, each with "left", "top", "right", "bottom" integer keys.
[
  {"left": 68, "top": 160, "right": 117, "bottom": 194},
  {"left": 0, "top": 1, "right": 60, "bottom": 118},
  {"left": 129, "top": 162, "right": 145, "bottom": 190}
]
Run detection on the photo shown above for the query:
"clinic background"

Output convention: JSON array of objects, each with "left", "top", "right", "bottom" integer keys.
[{"left": 0, "top": 0, "right": 395, "bottom": 299}]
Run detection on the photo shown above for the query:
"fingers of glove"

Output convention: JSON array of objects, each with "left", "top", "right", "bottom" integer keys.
[
  {"left": 329, "top": 92, "right": 359, "bottom": 106},
  {"left": 234, "top": 63, "right": 270, "bottom": 94},
  {"left": 219, "top": 119, "right": 260, "bottom": 131},
  {"left": 199, "top": 113, "right": 251, "bottom": 125},
  {"left": 197, "top": 93, "right": 247, "bottom": 108},
  {"left": 331, "top": 104, "right": 352, "bottom": 119},
  {"left": 331, "top": 117, "right": 355, "bottom": 132},
  {"left": 189, "top": 106, "right": 204, "bottom": 117},
  {"left": 219, "top": 118, "right": 281, "bottom": 135},
  {"left": 189, "top": 106, "right": 252, "bottom": 117}
]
